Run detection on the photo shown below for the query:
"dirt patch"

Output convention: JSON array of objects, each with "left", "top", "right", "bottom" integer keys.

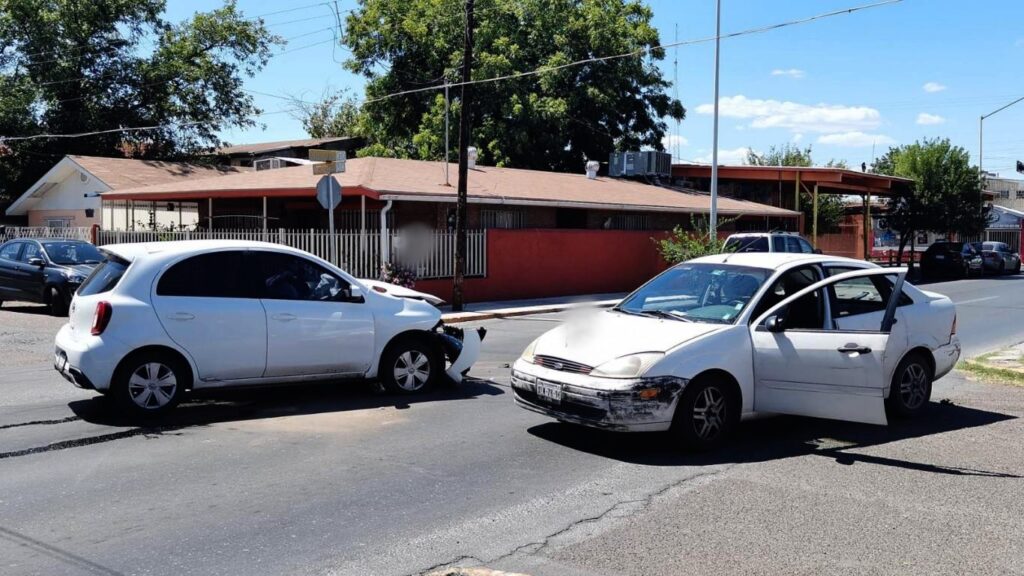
[{"left": 0, "top": 302, "right": 67, "bottom": 368}]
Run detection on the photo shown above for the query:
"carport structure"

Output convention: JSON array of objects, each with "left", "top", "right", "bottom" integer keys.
[{"left": 672, "top": 164, "right": 914, "bottom": 256}]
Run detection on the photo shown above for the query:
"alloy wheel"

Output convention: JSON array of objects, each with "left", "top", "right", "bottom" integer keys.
[
  {"left": 899, "top": 362, "right": 929, "bottom": 411},
  {"left": 393, "top": 350, "right": 431, "bottom": 392},
  {"left": 692, "top": 385, "right": 727, "bottom": 441},
  {"left": 127, "top": 362, "right": 178, "bottom": 409}
]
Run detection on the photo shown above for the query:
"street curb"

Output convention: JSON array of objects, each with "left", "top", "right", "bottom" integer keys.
[{"left": 441, "top": 300, "right": 620, "bottom": 324}]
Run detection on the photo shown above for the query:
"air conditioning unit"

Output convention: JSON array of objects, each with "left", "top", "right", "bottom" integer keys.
[
  {"left": 254, "top": 158, "right": 284, "bottom": 171},
  {"left": 608, "top": 151, "right": 671, "bottom": 177}
]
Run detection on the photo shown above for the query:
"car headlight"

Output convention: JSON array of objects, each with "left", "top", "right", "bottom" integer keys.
[
  {"left": 520, "top": 337, "right": 540, "bottom": 363},
  {"left": 62, "top": 270, "right": 86, "bottom": 283},
  {"left": 590, "top": 352, "right": 665, "bottom": 379}
]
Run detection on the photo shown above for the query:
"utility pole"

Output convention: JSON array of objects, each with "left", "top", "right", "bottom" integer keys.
[
  {"left": 709, "top": 0, "right": 721, "bottom": 237},
  {"left": 452, "top": 0, "right": 474, "bottom": 312},
  {"left": 444, "top": 79, "right": 451, "bottom": 186},
  {"left": 980, "top": 95, "right": 1024, "bottom": 209}
]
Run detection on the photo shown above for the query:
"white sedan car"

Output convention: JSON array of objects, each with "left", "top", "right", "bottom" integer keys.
[
  {"left": 54, "top": 240, "right": 481, "bottom": 416},
  {"left": 512, "top": 253, "right": 960, "bottom": 450}
]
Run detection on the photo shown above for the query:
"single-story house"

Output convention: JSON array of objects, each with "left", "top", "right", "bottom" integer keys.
[
  {"left": 99, "top": 156, "right": 801, "bottom": 234},
  {"left": 4, "top": 155, "right": 245, "bottom": 229}
]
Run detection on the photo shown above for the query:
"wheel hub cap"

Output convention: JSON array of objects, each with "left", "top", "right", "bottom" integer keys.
[
  {"left": 393, "top": 351, "right": 430, "bottom": 391},
  {"left": 692, "top": 386, "right": 726, "bottom": 441},
  {"left": 127, "top": 362, "right": 177, "bottom": 409},
  {"left": 899, "top": 363, "right": 928, "bottom": 410}
]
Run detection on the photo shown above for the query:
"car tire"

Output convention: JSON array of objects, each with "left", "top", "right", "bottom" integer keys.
[
  {"left": 111, "top": 351, "right": 190, "bottom": 417},
  {"left": 999, "top": 261, "right": 1006, "bottom": 275},
  {"left": 1015, "top": 261, "right": 1021, "bottom": 275},
  {"left": 379, "top": 335, "right": 441, "bottom": 395},
  {"left": 670, "top": 376, "right": 739, "bottom": 452},
  {"left": 47, "top": 286, "right": 68, "bottom": 316},
  {"left": 885, "top": 352, "right": 932, "bottom": 419}
]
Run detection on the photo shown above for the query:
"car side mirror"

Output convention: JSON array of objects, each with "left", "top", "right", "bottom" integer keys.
[
  {"left": 336, "top": 284, "right": 364, "bottom": 303},
  {"left": 765, "top": 314, "right": 786, "bottom": 333},
  {"left": 813, "top": 248, "right": 823, "bottom": 254},
  {"left": 27, "top": 257, "right": 45, "bottom": 267}
]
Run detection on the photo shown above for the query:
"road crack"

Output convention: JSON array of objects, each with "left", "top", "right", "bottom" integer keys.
[{"left": 0, "top": 415, "right": 80, "bottom": 430}]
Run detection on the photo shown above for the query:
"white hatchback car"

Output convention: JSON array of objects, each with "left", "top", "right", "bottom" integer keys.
[
  {"left": 54, "top": 240, "right": 481, "bottom": 416},
  {"left": 512, "top": 253, "right": 960, "bottom": 450}
]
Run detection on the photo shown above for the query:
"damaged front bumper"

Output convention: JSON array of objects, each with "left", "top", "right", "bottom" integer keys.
[
  {"left": 510, "top": 361, "right": 687, "bottom": 432},
  {"left": 435, "top": 324, "right": 487, "bottom": 383}
]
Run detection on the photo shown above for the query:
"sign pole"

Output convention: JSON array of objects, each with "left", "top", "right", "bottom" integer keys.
[{"left": 328, "top": 189, "right": 336, "bottom": 265}]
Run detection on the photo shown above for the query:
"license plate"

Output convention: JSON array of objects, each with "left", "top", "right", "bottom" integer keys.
[
  {"left": 535, "top": 381, "right": 562, "bottom": 404},
  {"left": 934, "top": 254, "right": 945, "bottom": 260}
]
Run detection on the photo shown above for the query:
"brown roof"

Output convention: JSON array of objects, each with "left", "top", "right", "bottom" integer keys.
[
  {"left": 104, "top": 157, "right": 799, "bottom": 217},
  {"left": 215, "top": 137, "right": 360, "bottom": 157},
  {"left": 671, "top": 163, "right": 913, "bottom": 196},
  {"left": 70, "top": 155, "right": 246, "bottom": 190}
]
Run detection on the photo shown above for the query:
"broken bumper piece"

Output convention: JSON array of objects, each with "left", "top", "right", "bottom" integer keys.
[
  {"left": 435, "top": 325, "right": 487, "bottom": 383},
  {"left": 510, "top": 362, "right": 687, "bottom": 432}
]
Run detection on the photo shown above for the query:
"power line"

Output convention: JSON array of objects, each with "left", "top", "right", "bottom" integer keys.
[{"left": 362, "top": 0, "right": 903, "bottom": 105}]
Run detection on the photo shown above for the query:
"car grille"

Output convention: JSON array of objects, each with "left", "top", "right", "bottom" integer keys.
[{"left": 532, "top": 355, "right": 593, "bottom": 375}]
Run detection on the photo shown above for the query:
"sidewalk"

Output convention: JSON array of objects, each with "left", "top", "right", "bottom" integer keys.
[
  {"left": 961, "top": 342, "right": 1024, "bottom": 385},
  {"left": 440, "top": 292, "right": 626, "bottom": 324}
]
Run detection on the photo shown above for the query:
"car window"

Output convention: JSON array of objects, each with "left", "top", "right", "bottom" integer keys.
[
  {"left": 251, "top": 251, "right": 347, "bottom": 301},
  {"left": 828, "top": 276, "right": 886, "bottom": 318},
  {"left": 0, "top": 242, "right": 23, "bottom": 261},
  {"left": 797, "top": 238, "right": 814, "bottom": 253},
  {"left": 750, "top": 265, "right": 821, "bottom": 322},
  {"left": 771, "top": 288, "right": 826, "bottom": 330},
  {"left": 772, "top": 237, "right": 786, "bottom": 252},
  {"left": 78, "top": 257, "right": 129, "bottom": 296},
  {"left": 724, "top": 236, "right": 769, "bottom": 253},
  {"left": 157, "top": 251, "right": 247, "bottom": 298},
  {"left": 20, "top": 242, "right": 42, "bottom": 262},
  {"left": 41, "top": 241, "right": 103, "bottom": 265}
]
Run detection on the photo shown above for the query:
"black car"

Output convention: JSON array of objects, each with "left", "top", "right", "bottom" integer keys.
[
  {"left": 0, "top": 239, "right": 103, "bottom": 315},
  {"left": 920, "top": 241, "right": 984, "bottom": 279}
]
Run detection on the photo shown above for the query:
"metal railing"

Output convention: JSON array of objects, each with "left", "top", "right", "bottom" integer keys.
[
  {"left": 95, "top": 228, "right": 487, "bottom": 280},
  {"left": 1, "top": 226, "right": 93, "bottom": 242}
]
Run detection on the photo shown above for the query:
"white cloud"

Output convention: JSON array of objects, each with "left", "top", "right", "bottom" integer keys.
[
  {"left": 816, "top": 132, "right": 896, "bottom": 147},
  {"left": 916, "top": 112, "right": 946, "bottom": 125},
  {"left": 771, "top": 68, "right": 805, "bottom": 79},
  {"left": 695, "top": 95, "right": 881, "bottom": 134},
  {"left": 695, "top": 147, "right": 753, "bottom": 165},
  {"left": 792, "top": 133, "right": 804, "bottom": 143},
  {"left": 661, "top": 134, "right": 689, "bottom": 149},
  {"left": 923, "top": 82, "right": 947, "bottom": 93}
]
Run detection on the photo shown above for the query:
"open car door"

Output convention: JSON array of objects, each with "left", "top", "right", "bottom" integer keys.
[{"left": 750, "top": 268, "right": 908, "bottom": 426}]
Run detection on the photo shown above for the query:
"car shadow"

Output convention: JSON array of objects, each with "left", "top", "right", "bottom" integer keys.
[
  {"left": 527, "top": 400, "right": 1020, "bottom": 478},
  {"left": 0, "top": 303, "right": 53, "bottom": 315},
  {"left": 69, "top": 377, "right": 505, "bottom": 430}
]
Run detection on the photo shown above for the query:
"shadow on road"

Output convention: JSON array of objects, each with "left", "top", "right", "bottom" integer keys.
[
  {"left": 527, "top": 400, "right": 1020, "bottom": 477},
  {"left": 69, "top": 377, "right": 504, "bottom": 431},
  {"left": 0, "top": 303, "right": 54, "bottom": 316}
]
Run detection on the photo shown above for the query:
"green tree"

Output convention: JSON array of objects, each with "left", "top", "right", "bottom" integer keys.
[
  {"left": 656, "top": 215, "right": 735, "bottom": 264},
  {"left": 0, "top": 0, "right": 280, "bottom": 205},
  {"left": 872, "top": 138, "right": 989, "bottom": 264},
  {"left": 746, "top": 143, "right": 846, "bottom": 232},
  {"left": 324, "top": 0, "right": 684, "bottom": 171},
  {"left": 295, "top": 90, "right": 365, "bottom": 139}
]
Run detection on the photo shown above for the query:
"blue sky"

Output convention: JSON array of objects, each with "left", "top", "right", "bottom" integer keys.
[{"left": 166, "top": 0, "right": 1024, "bottom": 179}]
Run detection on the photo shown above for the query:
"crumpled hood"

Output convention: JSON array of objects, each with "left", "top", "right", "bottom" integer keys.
[
  {"left": 358, "top": 279, "right": 446, "bottom": 306},
  {"left": 533, "top": 309, "right": 723, "bottom": 368}
]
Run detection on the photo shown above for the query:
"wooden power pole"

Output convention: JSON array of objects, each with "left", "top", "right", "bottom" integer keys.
[{"left": 452, "top": 0, "right": 474, "bottom": 312}]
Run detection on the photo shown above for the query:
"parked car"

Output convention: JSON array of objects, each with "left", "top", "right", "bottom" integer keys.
[
  {"left": 723, "top": 232, "right": 820, "bottom": 254},
  {"left": 0, "top": 238, "right": 103, "bottom": 315},
  {"left": 53, "top": 240, "right": 483, "bottom": 416},
  {"left": 976, "top": 241, "right": 1021, "bottom": 275},
  {"left": 920, "top": 242, "right": 983, "bottom": 279},
  {"left": 511, "top": 253, "right": 959, "bottom": 450}
]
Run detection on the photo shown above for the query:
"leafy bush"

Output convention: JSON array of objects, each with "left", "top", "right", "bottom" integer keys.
[{"left": 656, "top": 215, "right": 735, "bottom": 265}]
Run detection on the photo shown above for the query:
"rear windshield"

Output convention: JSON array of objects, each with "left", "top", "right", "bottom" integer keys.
[
  {"left": 724, "top": 236, "right": 769, "bottom": 253},
  {"left": 78, "top": 256, "right": 129, "bottom": 296}
]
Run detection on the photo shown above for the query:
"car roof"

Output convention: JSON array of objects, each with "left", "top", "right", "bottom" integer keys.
[
  {"left": 690, "top": 252, "right": 872, "bottom": 270},
  {"left": 726, "top": 231, "right": 803, "bottom": 237},
  {"left": 100, "top": 239, "right": 310, "bottom": 262}
]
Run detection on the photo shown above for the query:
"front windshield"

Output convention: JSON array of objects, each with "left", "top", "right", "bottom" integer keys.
[
  {"left": 41, "top": 241, "right": 104, "bottom": 265},
  {"left": 616, "top": 263, "right": 771, "bottom": 324}
]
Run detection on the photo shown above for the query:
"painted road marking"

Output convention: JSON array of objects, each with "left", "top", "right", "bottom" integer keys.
[{"left": 956, "top": 296, "right": 998, "bottom": 305}]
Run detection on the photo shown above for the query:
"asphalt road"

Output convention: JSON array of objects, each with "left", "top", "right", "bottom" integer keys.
[{"left": 1, "top": 275, "right": 1023, "bottom": 576}]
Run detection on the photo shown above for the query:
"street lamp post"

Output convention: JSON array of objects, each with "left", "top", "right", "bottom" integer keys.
[
  {"left": 709, "top": 0, "right": 721, "bottom": 237},
  {"left": 980, "top": 95, "right": 1024, "bottom": 195}
]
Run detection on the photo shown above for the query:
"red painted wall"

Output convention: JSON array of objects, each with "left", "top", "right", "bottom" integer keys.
[{"left": 415, "top": 229, "right": 671, "bottom": 303}]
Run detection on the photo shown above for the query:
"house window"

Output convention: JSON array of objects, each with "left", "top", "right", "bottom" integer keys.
[
  {"left": 481, "top": 209, "right": 525, "bottom": 229},
  {"left": 601, "top": 214, "right": 651, "bottom": 230},
  {"left": 1000, "top": 190, "right": 1010, "bottom": 199},
  {"left": 1016, "top": 190, "right": 1024, "bottom": 199},
  {"left": 45, "top": 217, "right": 73, "bottom": 228}
]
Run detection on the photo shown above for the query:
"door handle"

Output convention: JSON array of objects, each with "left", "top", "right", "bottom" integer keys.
[
  {"left": 837, "top": 345, "right": 872, "bottom": 354},
  {"left": 272, "top": 313, "right": 297, "bottom": 322},
  {"left": 167, "top": 312, "right": 195, "bottom": 321}
]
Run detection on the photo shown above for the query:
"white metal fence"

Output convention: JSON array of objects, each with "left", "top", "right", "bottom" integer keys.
[
  {"left": 95, "top": 228, "right": 487, "bottom": 280},
  {"left": 962, "top": 229, "right": 1022, "bottom": 253},
  {"left": 1, "top": 226, "right": 93, "bottom": 242}
]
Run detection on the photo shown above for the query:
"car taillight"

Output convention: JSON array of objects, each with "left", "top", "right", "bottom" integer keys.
[{"left": 91, "top": 301, "right": 112, "bottom": 336}]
